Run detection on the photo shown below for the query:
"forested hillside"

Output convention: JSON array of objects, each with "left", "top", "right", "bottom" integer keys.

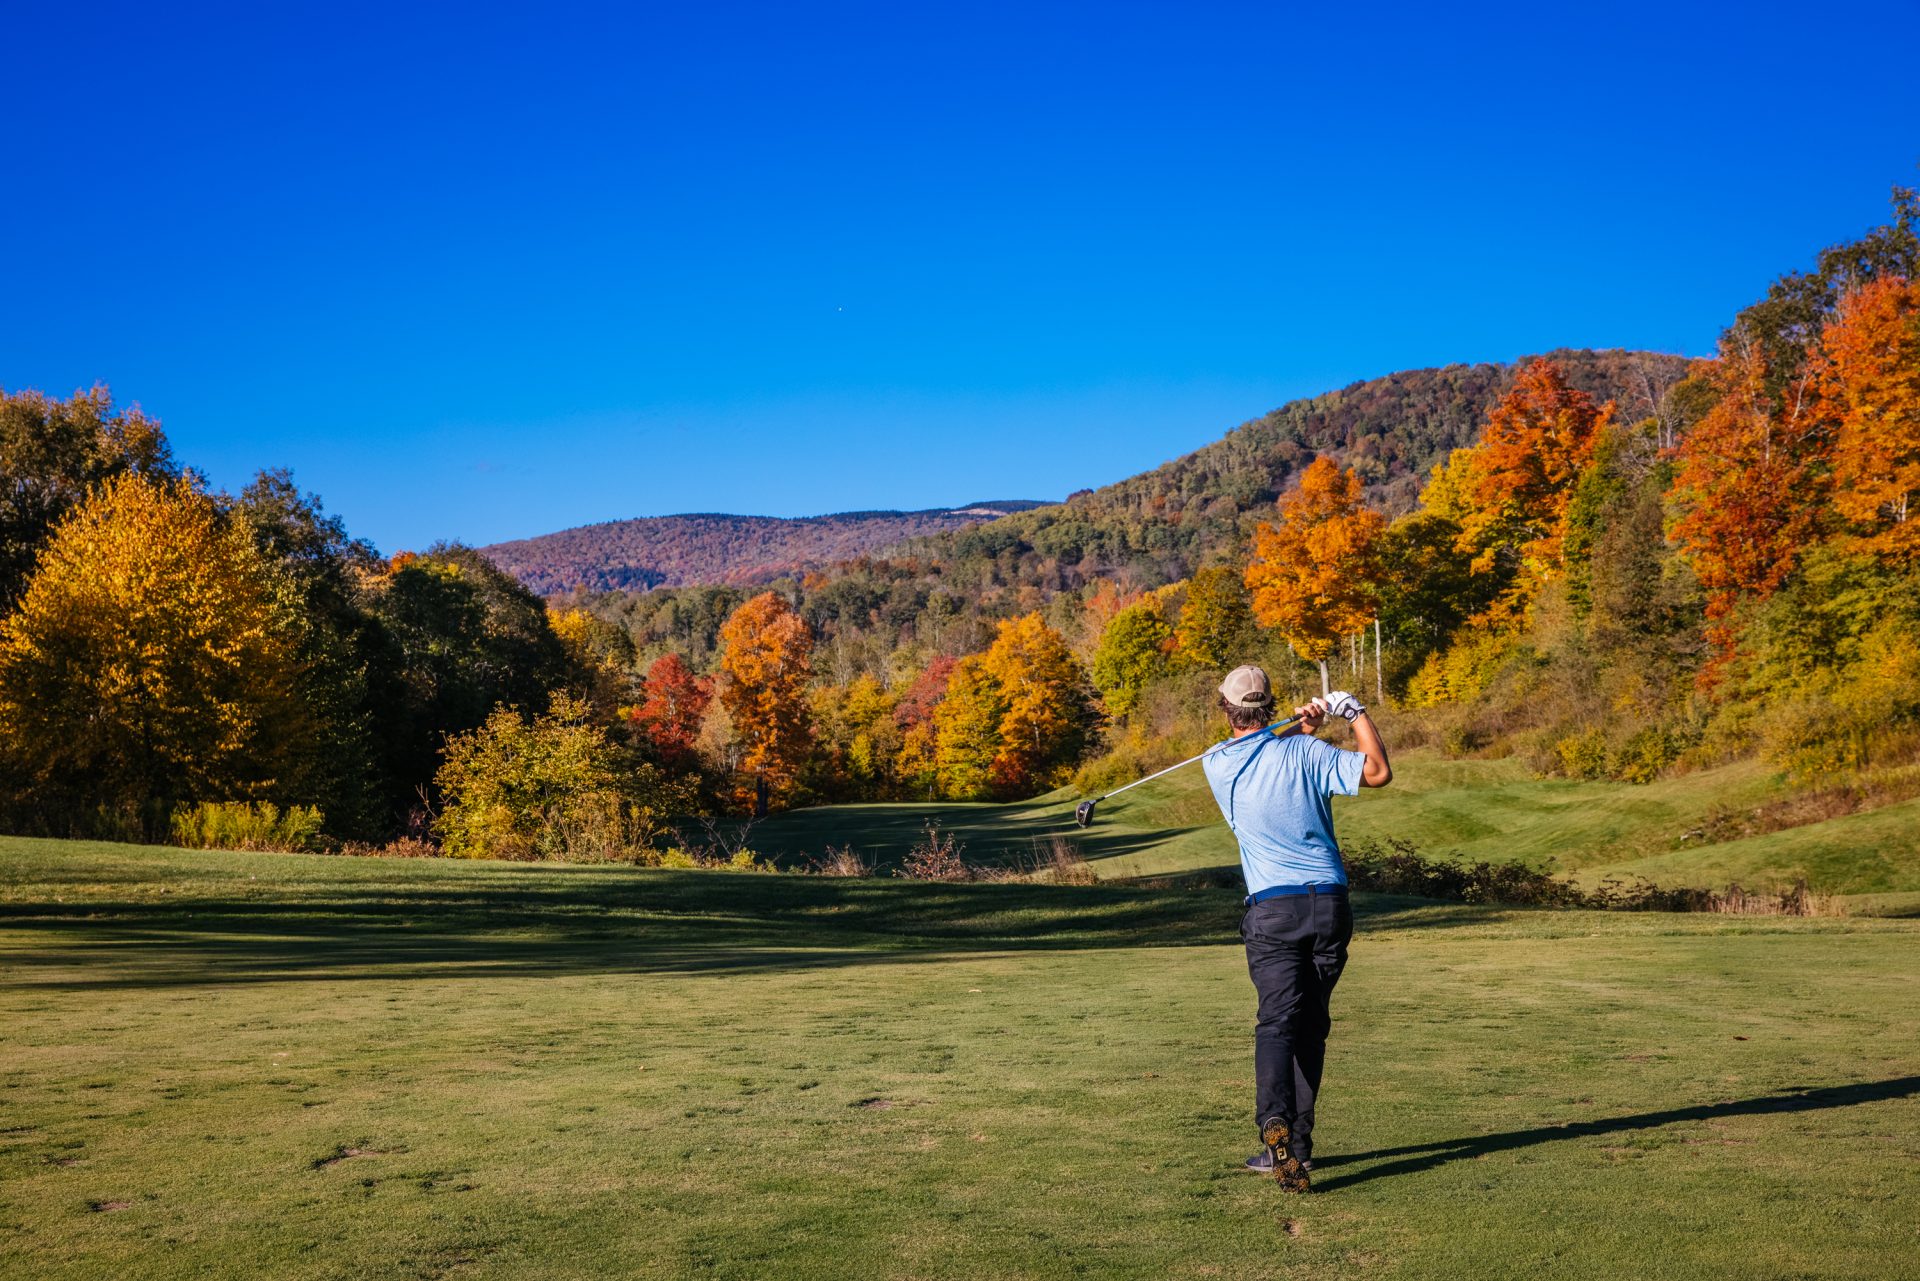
[
  {"left": 483, "top": 502, "right": 1048, "bottom": 594},
  {"left": 1, "top": 187, "right": 1912, "bottom": 867},
  {"left": 898, "top": 348, "right": 1692, "bottom": 595}
]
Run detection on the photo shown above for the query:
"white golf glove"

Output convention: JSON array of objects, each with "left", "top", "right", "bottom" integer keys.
[{"left": 1319, "top": 690, "right": 1366, "bottom": 722}]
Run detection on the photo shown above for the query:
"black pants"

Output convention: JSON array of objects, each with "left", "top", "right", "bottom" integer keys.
[{"left": 1241, "top": 888, "right": 1353, "bottom": 1158}]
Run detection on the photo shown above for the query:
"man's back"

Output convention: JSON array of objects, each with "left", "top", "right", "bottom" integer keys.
[{"left": 1201, "top": 731, "right": 1365, "bottom": 891}]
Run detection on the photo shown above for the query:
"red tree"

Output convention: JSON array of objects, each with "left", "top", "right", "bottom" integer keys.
[
  {"left": 628, "top": 653, "right": 711, "bottom": 770},
  {"left": 1670, "top": 336, "right": 1828, "bottom": 662},
  {"left": 892, "top": 655, "right": 957, "bottom": 730}
]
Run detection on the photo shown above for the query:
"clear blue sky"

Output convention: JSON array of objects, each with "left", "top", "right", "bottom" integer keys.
[{"left": 7, "top": 1, "right": 1917, "bottom": 554}]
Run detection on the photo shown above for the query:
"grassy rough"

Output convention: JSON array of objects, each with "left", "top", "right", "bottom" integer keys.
[{"left": 3, "top": 838, "right": 1918, "bottom": 1279}]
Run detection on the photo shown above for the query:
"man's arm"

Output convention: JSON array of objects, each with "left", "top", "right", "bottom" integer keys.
[
  {"left": 1351, "top": 711, "right": 1392, "bottom": 787},
  {"left": 1321, "top": 691, "right": 1392, "bottom": 788}
]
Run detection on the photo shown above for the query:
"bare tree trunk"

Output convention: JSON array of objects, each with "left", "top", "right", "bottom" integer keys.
[
  {"left": 1374, "top": 617, "right": 1385, "bottom": 705},
  {"left": 1316, "top": 659, "right": 1330, "bottom": 699}
]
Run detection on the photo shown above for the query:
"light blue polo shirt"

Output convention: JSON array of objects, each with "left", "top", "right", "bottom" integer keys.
[{"left": 1201, "top": 731, "right": 1367, "bottom": 891}]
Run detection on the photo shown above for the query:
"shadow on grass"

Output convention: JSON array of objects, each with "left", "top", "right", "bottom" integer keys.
[
  {"left": 0, "top": 866, "right": 1266, "bottom": 989},
  {"left": 1312, "top": 1076, "right": 1920, "bottom": 1191},
  {"left": 0, "top": 853, "right": 1537, "bottom": 992}
]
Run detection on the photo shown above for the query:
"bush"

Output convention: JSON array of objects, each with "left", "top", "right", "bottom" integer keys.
[
  {"left": 434, "top": 693, "right": 693, "bottom": 862},
  {"left": 1344, "top": 837, "right": 1840, "bottom": 914},
  {"left": 811, "top": 845, "right": 873, "bottom": 877},
  {"left": 898, "top": 822, "right": 971, "bottom": 881},
  {"left": 1035, "top": 836, "right": 1097, "bottom": 886},
  {"left": 1609, "top": 726, "right": 1686, "bottom": 784},
  {"left": 170, "top": 801, "right": 325, "bottom": 852},
  {"left": 1553, "top": 729, "right": 1609, "bottom": 780}
]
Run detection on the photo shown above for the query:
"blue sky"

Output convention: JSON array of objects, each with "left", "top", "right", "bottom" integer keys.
[{"left": 6, "top": 1, "right": 1917, "bottom": 553}]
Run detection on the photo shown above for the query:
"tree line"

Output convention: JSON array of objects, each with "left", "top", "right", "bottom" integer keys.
[{"left": 1, "top": 186, "right": 1912, "bottom": 856}]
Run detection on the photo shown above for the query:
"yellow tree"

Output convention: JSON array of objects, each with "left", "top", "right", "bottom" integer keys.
[
  {"left": 932, "top": 655, "right": 1005, "bottom": 799},
  {"left": 933, "top": 614, "right": 1093, "bottom": 799},
  {"left": 1173, "top": 566, "right": 1255, "bottom": 669},
  {"left": 716, "top": 591, "right": 815, "bottom": 809},
  {"left": 0, "top": 473, "right": 309, "bottom": 834},
  {"left": 1817, "top": 275, "right": 1920, "bottom": 562},
  {"left": 980, "top": 613, "right": 1095, "bottom": 794},
  {"left": 1245, "top": 457, "right": 1385, "bottom": 695}
]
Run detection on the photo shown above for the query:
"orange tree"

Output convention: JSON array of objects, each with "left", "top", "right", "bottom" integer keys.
[
  {"left": 716, "top": 591, "right": 815, "bottom": 808},
  {"left": 1670, "top": 336, "right": 1830, "bottom": 661},
  {"left": 1817, "top": 275, "right": 1920, "bottom": 563},
  {"left": 1245, "top": 456, "right": 1384, "bottom": 695},
  {"left": 1456, "top": 358, "right": 1614, "bottom": 592},
  {"left": 0, "top": 473, "right": 310, "bottom": 835}
]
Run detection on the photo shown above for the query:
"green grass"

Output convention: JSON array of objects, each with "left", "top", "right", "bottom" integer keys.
[
  {"left": 4, "top": 837, "right": 1918, "bottom": 1278},
  {"left": 749, "top": 749, "right": 1920, "bottom": 894}
]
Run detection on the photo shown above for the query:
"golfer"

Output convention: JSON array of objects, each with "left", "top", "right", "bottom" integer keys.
[{"left": 1202, "top": 664, "right": 1392, "bottom": 1192}]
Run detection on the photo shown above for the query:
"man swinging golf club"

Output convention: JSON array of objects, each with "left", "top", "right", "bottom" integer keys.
[{"left": 1203, "top": 664, "right": 1392, "bottom": 1192}]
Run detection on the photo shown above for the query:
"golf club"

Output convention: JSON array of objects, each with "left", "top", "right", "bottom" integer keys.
[{"left": 1074, "top": 713, "right": 1305, "bottom": 827}]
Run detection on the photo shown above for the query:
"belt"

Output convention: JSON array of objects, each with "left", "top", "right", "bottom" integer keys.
[{"left": 1244, "top": 883, "right": 1347, "bottom": 907}]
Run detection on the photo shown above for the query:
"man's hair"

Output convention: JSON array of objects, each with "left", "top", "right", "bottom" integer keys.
[{"left": 1220, "top": 696, "right": 1273, "bottom": 732}]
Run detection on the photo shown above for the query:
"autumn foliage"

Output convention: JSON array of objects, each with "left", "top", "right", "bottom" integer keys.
[
  {"left": 1671, "top": 336, "right": 1828, "bottom": 650},
  {"left": 1462, "top": 358, "right": 1615, "bottom": 581},
  {"left": 1245, "top": 457, "right": 1384, "bottom": 686},
  {"left": 935, "top": 614, "right": 1093, "bottom": 799},
  {"left": 0, "top": 474, "right": 309, "bottom": 829},
  {"left": 1817, "top": 275, "right": 1920, "bottom": 562},
  {"left": 716, "top": 591, "right": 815, "bottom": 807},
  {"left": 629, "top": 652, "right": 711, "bottom": 769}
]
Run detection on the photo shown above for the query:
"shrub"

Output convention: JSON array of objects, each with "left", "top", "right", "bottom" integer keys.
[
  {"left": 811, "top": 845, "right": 873, "bottom": 877},
  {"left": 1344, "top": 837, "right": 1841, "bottom": 915},
  {"left": 1036, "top": 836, "right": 1097, "bottom": 886},
  {"left": 334, "top": 836, "right": 437, "bottom": 859},
  {"left": 434, "top": 693, "right": 693, "bottom": 862},
  {"left": 899, "top": 821, "right": 971, "bottom": 881},
  {"left": 1609, "top": 726, "right": 1685, "bottom": 784},
  {"left": 1553, "top": 729, "right": 1609, "bottom": 780},
  {"left": 170, "top": 801, "right": 325, "bottom": 852}
]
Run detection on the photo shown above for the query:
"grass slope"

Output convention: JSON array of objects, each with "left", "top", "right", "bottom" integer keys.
[
  {"left": 750, "top": 748, "right": 1920, "bottom": 894},
  {"left": 3, "top": 838, "right": 1917, "bottom": 1279}
]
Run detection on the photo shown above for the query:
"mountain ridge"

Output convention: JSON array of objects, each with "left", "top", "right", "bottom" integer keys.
[
  {"left": 484, "top": 349, "right": 1694, "bottom": 596},
  {"left": 483, "top": 501, "right": 1051, "bottom": 594}
]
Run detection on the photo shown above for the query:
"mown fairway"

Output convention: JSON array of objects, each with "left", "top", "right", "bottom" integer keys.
[
  {"left": 3, "top": 837, "right": 1918, "bottom": 1279},
  {"left": 750, "top": 748, "right": 1920, "bottom": 897}
]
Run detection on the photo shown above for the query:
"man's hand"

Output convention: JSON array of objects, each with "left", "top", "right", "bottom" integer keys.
[
  {"left": 1292, "top": 701, "right": 1328, "bottom": 734},
  {"left": 1323, "top": 690, "right": 1366, "bottom": 722}
]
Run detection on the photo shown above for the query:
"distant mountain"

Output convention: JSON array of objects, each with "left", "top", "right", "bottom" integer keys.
[
  {"left": 487, "top": 349, "right": 1692, "bottom": 597},
  {"left": 890, "top": 348, "right": 1697, "bottom": 586},
  {"left": 482, "top": 501, "right": 1051, "bottom": 595}
]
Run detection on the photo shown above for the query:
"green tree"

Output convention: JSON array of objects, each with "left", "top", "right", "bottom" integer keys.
[
  {"left": 360, "top": 544, "right": 574, "bottom": 819},
  {"left": 1173, "top": 567, "right": 1255, "bottom": 670},
  {"left": 1091, "top": 596, "right": 1173, "bottom": 718},
  {"left": 232, "top": 469, "right": 386, "bottom": 837}
]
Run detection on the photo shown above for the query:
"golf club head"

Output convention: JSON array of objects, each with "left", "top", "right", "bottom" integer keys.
[{"left": 1074, "top": 800, "right": 1096, "bottom": 828}]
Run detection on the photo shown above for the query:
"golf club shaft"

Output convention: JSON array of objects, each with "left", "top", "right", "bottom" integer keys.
[{"left": 1094, "top": 715, "right": 1304, "bottom": 803}]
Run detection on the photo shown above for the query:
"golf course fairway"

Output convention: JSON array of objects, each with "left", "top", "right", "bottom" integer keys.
[{"left": 3, "top": 837, "right": 1916, "bottom": 1279}]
